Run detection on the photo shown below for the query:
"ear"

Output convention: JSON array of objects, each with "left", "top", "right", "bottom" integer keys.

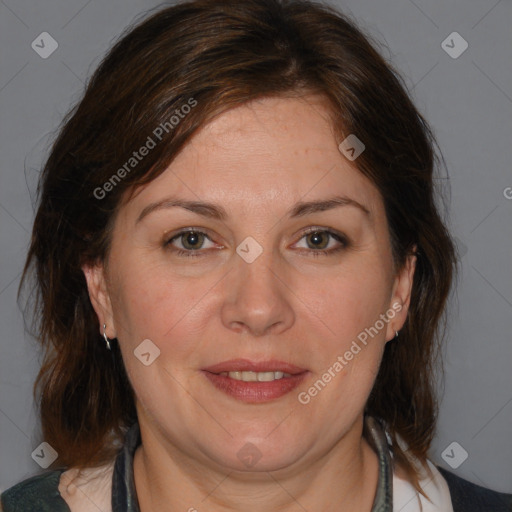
[
  {"left": 82, "top": 262, "right": 116, "bottom": 339},
  {"left": 385, "top": 248, "right": 417, "bottom": 342}
]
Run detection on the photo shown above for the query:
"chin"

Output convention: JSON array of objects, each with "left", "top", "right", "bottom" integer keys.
[{"left": 200, "top": 433, "right": 307, "bottom": 474}]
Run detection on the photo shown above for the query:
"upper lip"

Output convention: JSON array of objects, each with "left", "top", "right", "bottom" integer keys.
[{"left": 203, "top": 359, "right": 308, "bottom": 375}]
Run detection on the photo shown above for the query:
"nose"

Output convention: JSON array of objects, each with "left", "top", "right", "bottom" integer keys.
[{"left": 220, "top": 248, "right": 295, "bottom": 337}]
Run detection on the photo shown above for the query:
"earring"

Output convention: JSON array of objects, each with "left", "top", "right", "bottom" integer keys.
[
  {"left": 103, "top": 323, "right": 112, "bottom": 351},
  {"left": 394, "top": 330, "right": 399, "bottom": 340}
]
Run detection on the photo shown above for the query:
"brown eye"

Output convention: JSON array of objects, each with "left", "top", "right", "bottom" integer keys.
[
  {"left": 293, "top": 228, "right": 348, "bottom": 256},
  {"left": 180, "top": 231, "right": 205, "bottom": 250},
  {"left": 165, "top": 229, "right": 217, "bottom": 256},
  {"left": 305, "top": 231, "right": 330, "bottom": 250}
]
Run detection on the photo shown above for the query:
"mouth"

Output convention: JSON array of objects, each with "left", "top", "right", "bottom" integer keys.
[
  {"left": 217, "top": 370, "right": 293, "bottom": 381},
  {"left": 202, "top": 359, "right": 309, "bottom": 403}
]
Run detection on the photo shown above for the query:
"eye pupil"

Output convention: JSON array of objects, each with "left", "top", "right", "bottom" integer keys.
[
  {"left": 183, "top": 231, "right": 203, "bottom": 249},
  {"left": 307, "top": 231, "right": 328, "bottom": 249}
]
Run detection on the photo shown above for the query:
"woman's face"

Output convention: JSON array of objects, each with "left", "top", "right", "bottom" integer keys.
[{"left": 85, "top": 95, "right": 415, "bottom": 473}]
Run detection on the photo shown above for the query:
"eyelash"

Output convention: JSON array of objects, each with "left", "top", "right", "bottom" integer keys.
[{"left": 164, "top": 227, "right": 348, "bottom": 258}]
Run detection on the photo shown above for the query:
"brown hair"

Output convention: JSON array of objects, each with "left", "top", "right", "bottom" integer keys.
[{"left": 21, "top": 0, "right": 456, "bottom": 493}]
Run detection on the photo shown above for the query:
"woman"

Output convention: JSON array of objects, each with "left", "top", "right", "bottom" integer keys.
[{"left": 2, "top": 0, "right": 511, "bottom": 510}]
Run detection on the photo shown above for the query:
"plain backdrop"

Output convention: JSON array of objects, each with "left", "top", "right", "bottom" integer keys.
[{"left": 1, "top": 0, "right": 511, "bottom": 495}]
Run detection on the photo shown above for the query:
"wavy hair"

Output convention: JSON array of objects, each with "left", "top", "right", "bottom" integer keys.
[{"left": 20, "top": 0, "right": 456, "bottom": 494}]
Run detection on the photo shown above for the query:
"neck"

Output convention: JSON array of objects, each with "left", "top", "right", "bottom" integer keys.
[{"left": 133, "top": 414, "right": 380, "bottom": 512}]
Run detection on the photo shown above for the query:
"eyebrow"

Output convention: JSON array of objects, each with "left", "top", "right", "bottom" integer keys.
[
  {"left": 289, "top": 196, "right": 370, "bottom": 217},
  {"left": 136, "top": 194, "right": 370, "bottom": 224}
]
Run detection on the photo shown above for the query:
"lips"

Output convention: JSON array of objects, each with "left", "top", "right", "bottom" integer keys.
[
  {"left": 202, "top": 359, "right": 309, "bottom": 403},
  {"left": 202, "top": 359, "right": 307, "bottom": 375}
]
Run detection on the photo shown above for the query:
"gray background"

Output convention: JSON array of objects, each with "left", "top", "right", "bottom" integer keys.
[{"left": 1, "top": 0, "right": 511, "bottom": 497}]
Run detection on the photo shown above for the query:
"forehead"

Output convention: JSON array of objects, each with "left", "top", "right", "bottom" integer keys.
[{"left": 125, "top": 95, "right": 383, "bottom": 219}]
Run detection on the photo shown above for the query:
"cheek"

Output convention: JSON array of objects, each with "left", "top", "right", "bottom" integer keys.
[
  {"left": 108, "top": 262, "right": 204, "bottom": 412},
  {"left": 314, "top": 263, "right": 391, "bottom": 343},
  {"left": 302, "top": 260, "right": 391, "bottom": 404},
  {"left": 109, "top": 255, "right": 218, "bottom": 362},
  {"left": 306, "top": 284, "right": 387, "bottom": 422}
]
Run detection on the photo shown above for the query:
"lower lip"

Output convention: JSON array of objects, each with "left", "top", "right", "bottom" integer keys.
[{"left": 202, "top": 371, "right": 309, "bottom": 403}]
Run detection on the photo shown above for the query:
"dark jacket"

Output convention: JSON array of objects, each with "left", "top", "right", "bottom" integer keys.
[
  {"left": 2, "top": 465, "right": 511, "bottom": 511},
  {"left": 3, "top": 420, "right": 511, "bottom": 512},
  {"left": 437, "top": 467, "right": 512, "bottom": 512}
]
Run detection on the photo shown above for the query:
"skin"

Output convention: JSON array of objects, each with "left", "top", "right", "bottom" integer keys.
[{"left": 83, "top": 95, "right": 416, "bottom": 511}]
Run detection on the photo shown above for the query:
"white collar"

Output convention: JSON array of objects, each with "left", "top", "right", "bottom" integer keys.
[{"left": 393, "top": 459, "right": 454, "bottom": 512}]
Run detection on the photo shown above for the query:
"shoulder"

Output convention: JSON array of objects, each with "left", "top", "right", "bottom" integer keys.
[
  {"left": 1, "top": 470, "right": 70, "bottom": 512},
  {"left": 393, "top": 458, "right": 512, "bottom": 512},
  {"left": 1, "top": 462, "right": 114, "bottom": 512},
  {"left": 437, "top": 466, "right": 512, "bottom": 512}
]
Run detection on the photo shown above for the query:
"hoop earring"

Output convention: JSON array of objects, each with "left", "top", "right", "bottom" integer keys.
[{"left": 103, "top": 323, "right": 112, "bottom": 351}]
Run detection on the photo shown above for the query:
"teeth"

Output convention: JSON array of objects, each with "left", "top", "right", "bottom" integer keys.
[{"left": 218, "top": 371, "right": 292, "bottom": 381}]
